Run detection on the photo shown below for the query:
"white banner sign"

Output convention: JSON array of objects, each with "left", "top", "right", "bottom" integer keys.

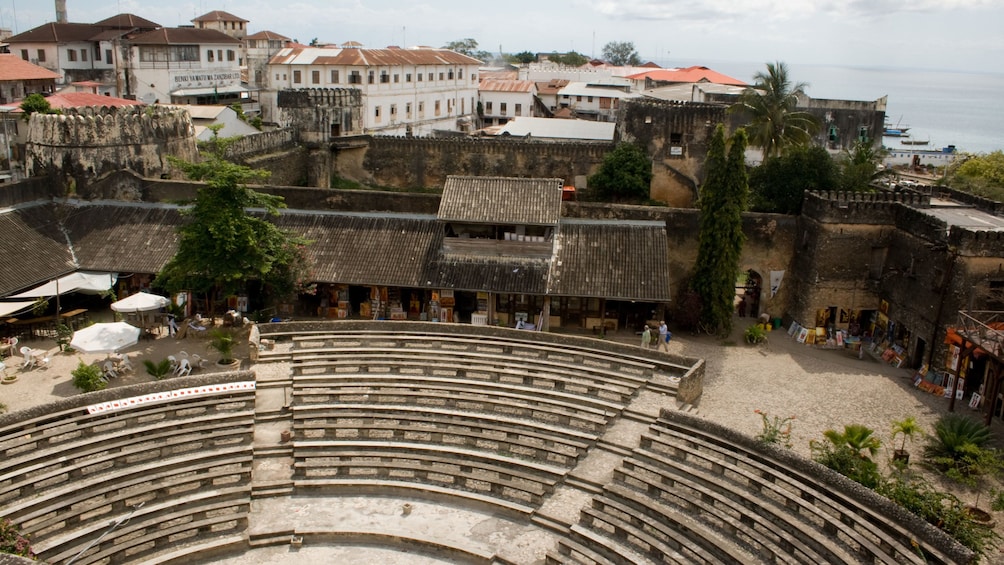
[{"left": 770, "top": 270, "right": 785, "bottom": 297}]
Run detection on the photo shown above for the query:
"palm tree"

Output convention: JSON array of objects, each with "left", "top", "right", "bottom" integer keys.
[{"left": 730, "top": 61, "right": 820, "bottom": 160}]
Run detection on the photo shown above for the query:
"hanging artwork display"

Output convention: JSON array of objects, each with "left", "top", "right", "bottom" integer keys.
[{"left": 769, "top": 270, "right": 784, "bottom": 297}]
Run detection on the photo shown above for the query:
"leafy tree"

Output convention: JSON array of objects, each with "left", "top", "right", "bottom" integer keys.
[
  {"left": 549, "top": 51, "right": 588, "bottom": 67},
  {"left": 587, "top": 143, "right": 652, "bottom": 202},
  {"left": 443, "top": 38, "right": 492, "bottom": 62},
  {"left": 156, "top": 130, "right": 311, "bottom": 315},
  {"left": 748, "top": 145, "right": 838, "bottom": 214},
  {"left": 691, "top": 125, "right": 748, "bottom": 336},
  {"left": 729, "top": 61, "right": 820, "bottom": 160},
  {"left": 839, "top": 140, "right": 888, "bottom": 191},
  {"left": 308, "top": 37, "right": 319, "bottom": 46},
  {"left": 601, "top": 41, "right": 641, "bottom": 66},
  {"left": 946, "top": 150, "right": 1004, "bottom": 201},
  {"left": 509, "top": 51, "right": 536, "bottom": 64},
  {"left": 19, "top": 92, "right": 61, "bottom": 121}
]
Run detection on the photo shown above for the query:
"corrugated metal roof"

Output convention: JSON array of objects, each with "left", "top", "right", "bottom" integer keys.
[
  {"left": 0, "top": 205, "right": 77, "bottom": 296},
  {"left": 496, "top": 117, "right": 615, "bottom": 141},
  {"left": 268, "top": 46, "right": 481, "bottom": 67},
  {"left": 626, "top": 66, "right": 747, "bottom": 86},
  {"left": 551, "top": 221, "right": 671, "bottom": 301},
  {"left": 478, "top": 79, "right": 535, "bottom": 93},
  {"left": 439, "top": 176, "right": 563, "bottom": 226},
  {"left": 64, "top": 203, "right": 183, "bottom": 274},
  {"left": 557, "top": 82, "right": 641, "bottom": 99},
  {"left": 423, "top": 255, "right": 551, "bottom": 294}
]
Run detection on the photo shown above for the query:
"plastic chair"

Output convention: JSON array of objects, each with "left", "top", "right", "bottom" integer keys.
[
  {"left": 119, "top": 354, "right": 134, "bottom": 374},
  {"left": 175, "top": 358, "right": 192, "bottom": 377},
  {"left": 102, "top": 361, "right": 118, "bottom": 380},
  {"left": 190, "top": 354, "right": 207, "bottom": 370},
  {"left": 20, "top": 346, "right": 34, "bottom": 369}
]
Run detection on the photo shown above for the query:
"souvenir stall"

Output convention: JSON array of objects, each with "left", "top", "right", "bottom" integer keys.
[{"left": 941, "top": 314, "right": 1004, "bottom": 426}]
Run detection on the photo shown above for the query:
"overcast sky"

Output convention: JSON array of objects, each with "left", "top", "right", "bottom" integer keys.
[{"left": 4, "top": 0, "right": 1001, "bottom": 75}]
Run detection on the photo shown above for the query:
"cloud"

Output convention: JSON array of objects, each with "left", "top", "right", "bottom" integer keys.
[{"left": 591, "top": 0, "right": 993, "bottom": 22}]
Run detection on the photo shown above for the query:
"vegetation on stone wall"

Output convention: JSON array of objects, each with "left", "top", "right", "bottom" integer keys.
[
  {"left": 19, "top": 93, "right": 61, "bottom": 121},
  {"left": 586, "top": 143, "right": 652, "bottom": 203},
  {"left": 749, "top": 145, "right": 838, "bottom": 214},
  {"left": 692, "top": 125, "right": 748, "bottom": 336},
  {"left": 157, "top": 130, "right": 311, "bottom": 314}
]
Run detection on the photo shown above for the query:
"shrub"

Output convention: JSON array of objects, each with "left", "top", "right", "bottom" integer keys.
[
  {"left": 753, "top": 409, "right": 794, "bottom": 448},
  {"left": 143, "top": 359, "right": 174, "bottom": 380},
  {"left": 209, "top": 329, "right": 236, "bottom": 363},
  {"left": 925, "top": 413, "right": 992, "bottom": 466},
  {"left": 744, "top": 324, "right": 768, "bottom": 344},
  {"left": 0, "top": 517, "right": 34, "bottom": 558},
  {"left": 71, "top": 360, "right": 106, "bottom": 393},
  {"left": 812, "top": 424, "right": 883, "bottom": 488}
]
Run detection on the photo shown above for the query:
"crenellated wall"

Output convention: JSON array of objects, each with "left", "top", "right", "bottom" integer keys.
[
  {"left": 25, "top": 106, "right": 198, "bottom": 193},
  {"left": 278, "top": 88, "right": 364, "bottom": 144},
  {"left": 358, "top": 136, "right": 612, "bottom": 191}
]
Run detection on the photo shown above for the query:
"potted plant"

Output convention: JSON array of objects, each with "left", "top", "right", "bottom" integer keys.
[
  {"left": 143, "top": 359, "right": 174, "bottom": 380},
  {"left": 890, "top": 416, "right": 922, "bottom": 464},
  {"left": 209, "top": 329, "right": 240, "bottom": 370}
]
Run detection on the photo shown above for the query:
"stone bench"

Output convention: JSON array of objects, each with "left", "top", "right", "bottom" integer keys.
[
  {"left": 644, "top": 423, "right": 924, "bottom": 565},
  {"left": 293, "top": 478, "right": 536, "bottom": 516},
  {"left": 38, "top": 487, "right": 250, "bottom": 564},
  {"left": 617, "top": 453, "right": 839, "bottom": 563},
  {"left": 291, "top": 352, "right": 642, "bottom": 402},
  {"left": 293, "top": 405, "right": 593, "bottom": 468},
  {"left": 562, "top": 523, "right": 651, "bottom": 564},
  {"left": 292, "top": 379, "right": 614, "bottom": 432},
  {"left": 293, "top": 440, "right": 567, "bottom": 507},
  {"left": 8, "top": 450, "right": 251, "bottom": 536}
]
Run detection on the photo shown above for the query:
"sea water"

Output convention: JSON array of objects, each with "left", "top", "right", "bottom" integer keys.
[{"left": 673, "top": 59, "right": 1004, "bottom": 154}]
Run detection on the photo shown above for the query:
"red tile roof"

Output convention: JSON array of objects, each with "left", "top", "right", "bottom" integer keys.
[
  {"left": 535, "top": 79, "right": 569, "bottom": 95},
  {"left": 478, "top": 79, "right": 534, "bottom": 93},
  {"left": 245, "top": 30, "right": 290, "bottom": 41},
  {"left": 0, "top": 54, "right": 62, "bottom": 81},
  {"left": 92, "top": 13, "right": 160, "bottom": 29},
  {"left": 7, "top": 22, "right": 104, "bottom": 43},
  {"left": 271, "top": 47, "right": 482, "bottom": 67},
  {"left": 192, "top": 10, "right": 248, "bottom": 23},
  {"left": 128, "top": 27, "right": 240, "bottom": 45},
  {"left": 625, "top": 65, "right": 747, "bottom": 86}
]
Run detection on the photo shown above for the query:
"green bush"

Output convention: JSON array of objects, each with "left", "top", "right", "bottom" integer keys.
[
  {"left": 71, "top": 360, "right": 106, "bottom": 393},
  {"left": 143, "top": 359, "right": 174, "bottom": 380},
  {"left": 744, "top": 324, "right": 768, "bottom": 344},
  {"left": 925, "top": 413, "right": 992, "bottom": 466},
  {"left": 812, "top": 424, "right": 883, "bottom": 488}
]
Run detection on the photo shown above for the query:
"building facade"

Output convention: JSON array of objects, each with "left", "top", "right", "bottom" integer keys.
[
  {"left": 127, "top": 28, "right": 244, "bottom": 106},
  {"left": 266, "top": 46, "right": 481, "bottom": 134},
  {"left": 478, "top": 79, "right": 537, "bottom": 126}
]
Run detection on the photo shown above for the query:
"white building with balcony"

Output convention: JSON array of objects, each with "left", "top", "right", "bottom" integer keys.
[
  {"left": 127, "top": 28, "right": 245, "bottom": 106},
  {"left": 556, "top": 82, "right": 640, "bottom": 122},
  {"left": 266, "top": 45, "right": 481, "bottom": 134},
  {"left": 478, "top": 79, "right": 536, "bottom": 126}
]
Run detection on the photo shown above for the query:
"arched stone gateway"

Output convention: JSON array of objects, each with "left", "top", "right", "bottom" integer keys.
[{"left": 0, "top": 322, "right": 972, "bottom": 564}]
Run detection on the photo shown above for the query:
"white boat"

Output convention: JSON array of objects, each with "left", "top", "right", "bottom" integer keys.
[{"left": 883, "top": 145, "right": 958, "bottom": 168}]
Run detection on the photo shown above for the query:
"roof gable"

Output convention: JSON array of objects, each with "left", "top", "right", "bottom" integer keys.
[
  {"left": 0, "top": 54, "right": 62, "bottom": 81},
  {"left": 192, "top": 10, "right": 248, "bottom": 23},
  {"left": 439, "top": 176, "right": 563, "bottom": 226},
  {"left": 92, "top": 13, "right": 160, "bottom": 29}
]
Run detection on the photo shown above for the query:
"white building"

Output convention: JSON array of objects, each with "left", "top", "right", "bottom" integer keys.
[
  {"left": 267, "top": 45, "right": 481, "bottom": 135},
  {"left": 127, "top": 28, "right": 245, "bottom": 106},
  {"left": 478, "top": 79, "right": 536, "bottom": 126},
  {"left": 556, "top": 82, "right": 640, "bottom": 122},
  {"left": 245, "top": 31, "right": 291, "bottom": 117}
]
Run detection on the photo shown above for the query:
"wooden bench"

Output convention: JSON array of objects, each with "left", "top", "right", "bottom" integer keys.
[
  {"left": 293, "top": 381, "right": 613, "bottom": 432},
  {"left": 293, "top": 405, "right": 592, "bottom": 467},
  {"left": 291, "top": 353, "right": 642, "bottom": 402},
  {"left": 643, "top": 425, "right": 921, "bottom": 565},
  {"left": 294, "top": 440, "right": 565, "bottom": 507}
]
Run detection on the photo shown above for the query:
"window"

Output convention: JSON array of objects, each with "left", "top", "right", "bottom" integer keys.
[
  {"left": 587, "top": 96, "right": 593, "bottom": 103},
  {"left": 447, "top": 99, "right": 452, "bottom": 112},
  {"left": 275, "top": 73, "right": 280, "bottom": 81},
  {"left": 448, "top": 69, "right": 454, "bottom": 80},
  {"left": 380, "top": 72, "right": 389, "bottom": 84},
  {"left": 515, "top": 103, "right": 522, "bottom": 116},
  {"left": 500, "top": 102, "right": 507, "bottom": 115},
  {"left": 458, "top": 69, "right": 463, "bottom": 79},
  {"left": 67, "top": 49, "right": 77, "bottom": 62},
  {"left": 434, "top": 100, "right": 441, "bottom": 115},
  {"left": 374, "top": 106, "right": 381, "bottom": 121},
  {"left": 330, "top": 70, "right": 339, "bottom": 83},
  {"left": 576, "top": 96, "right": 582, "bottom": 102},
  {"left": 485, "top": 101, "right": 493, "bottom": 113},
  {"left": 417, "top": 73, "right": 423, "bottom": 82},
  {"left": 368, "top": 71, "right": 375, "bottom": 84},
  {"left": 37, "top": 49, "right": 45, "bottom": 62},
  {"left": 217, "top": 49, "right": 223, "bottom": 61},
  {"left": 20, "top": 49, "right": 28, "bottom": 61},
  {"left": 438, "top": 72, "right": 444, "bottom": 80},
  {"left": 393, "top": 74, "right": 399, "bottom": 83},
  {"left": 293, "top": 70, "right": 301, "bottom": 83},
  {"left": 311, "top": 70, "right": 320, "bottom": 84},
  {"left": 227, "top": 49, "right": 235, "bottom": 61},
  {"left": 670, "top": 132, "right": 683, "bottom": 144},
  {"left": 81, "top": 49, "right": 87, "bottom": 62},
  {"left": 406, "top": 102, "right": 412, "bottom": 117},
  {"left": 349, "top": 71, "right": 361, "bottom": 84},
  {"left": 105, "top": 49, "right": 112, "bottom": 64},
  {"left": 390, "top": 104, "right": 397, "bottom": 116},
  {"left": 406, "top": 73, "right": 412, "bottom": 82},
  {"left": 207, "top": 49, "right": 215, "bottom": 62},
  {"left": 418, "top": 101, "right": 424, "bottom": 114},
  {"left": 141, "top": 46, "right": 199, "bottom": 62}
]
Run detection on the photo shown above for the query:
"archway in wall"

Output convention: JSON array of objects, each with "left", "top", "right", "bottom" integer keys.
[{"left": 735, "top": 270, "right": 763, "bottom": 319}]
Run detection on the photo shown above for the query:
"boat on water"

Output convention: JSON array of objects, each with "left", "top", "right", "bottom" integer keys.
[
  {"left": 883, "top": 118, "right": 911, "bottom": 137},
  {"left": 901, "top": 137, "right": 929, "bottom": 146},
  {"left": 884, "top": 145, "right": 958, "bottom": 168}
]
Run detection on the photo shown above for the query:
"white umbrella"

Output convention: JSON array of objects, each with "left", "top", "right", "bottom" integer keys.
[
  {"left": 70, "top": 322, "right": 141, "bottom": 353},
  {"left": 110, "top": 293, "right": 170, "bottom": 313}
]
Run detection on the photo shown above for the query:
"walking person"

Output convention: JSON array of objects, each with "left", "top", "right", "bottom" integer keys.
[
  {"left": 658, "top": 321, "right": 671, "bottom": 352},
  {"left": 641, "top": 325, "right": 651, "bottom": 349}
]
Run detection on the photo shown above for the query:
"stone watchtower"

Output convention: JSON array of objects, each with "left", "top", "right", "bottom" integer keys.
[{"left": 25, "top": 106, "right": 198, "bottom": 193}]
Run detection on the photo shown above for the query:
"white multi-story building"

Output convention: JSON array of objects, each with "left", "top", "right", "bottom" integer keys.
[
  {"left": 555, "top": 82, "right": 640, "bottom": 122},
  {"left": 245, "top": 31, "right": 291, "bottom": 117},
  {"left": 267, "top": 45, "right": 481, "bottom": 135},
  {"left": 478, "top": 79, "right": 536, "bottom": 126},
  {"left": 127, "top": 27, "right": 245, "bottom": 106}
]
